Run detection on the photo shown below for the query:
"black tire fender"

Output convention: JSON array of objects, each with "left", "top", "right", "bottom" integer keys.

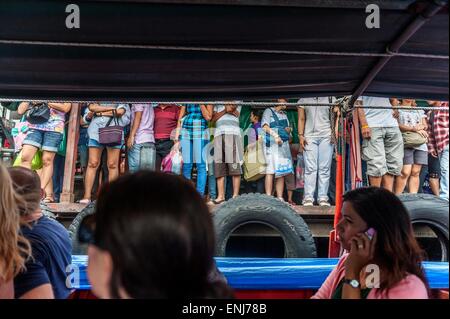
[
  {"left": 399, "top": 193, "right": 449, "bottom": 261},
  {"left": 68, "top": 202, "right": 96, "bottom": 255},
  {"left": 213, "top": 193, "right": 317, "bottom": 258}
]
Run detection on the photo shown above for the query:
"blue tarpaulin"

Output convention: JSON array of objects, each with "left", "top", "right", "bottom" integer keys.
[{"left": 70, "top": 256, "right": 449, "bottom": 291}]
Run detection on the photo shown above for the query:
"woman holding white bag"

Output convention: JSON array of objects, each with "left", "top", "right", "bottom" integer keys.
[{"left": 262, "top": 99, "right": 293, "bottom": 201}]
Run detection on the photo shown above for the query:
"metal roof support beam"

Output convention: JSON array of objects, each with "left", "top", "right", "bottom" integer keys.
[{"left": 349, "top": 0, "right": 448, "bottom": 106}]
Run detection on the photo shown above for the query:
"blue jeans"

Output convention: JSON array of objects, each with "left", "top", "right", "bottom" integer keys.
[
  {"left": 208, "top": 161, "right": 217, "bottom": 200},
  {"left": 303, "top": 136, "right": 334, "bottom": 202},
  {"left": 181, "top": 138, "right": 207, "bottom": 195},
  {"left": 52, "top": 154, "right": 65, "bottom": 202},
  {"left": 128, "top": 142, "right": 156, "bottom": 173},
  {"left": 225, "top": 176, "right": 233, "bottom": 200},
  {"left": 439, "top": 145, "right": 449, "bottom": 201},
  {"left": 78, "top": 128, "right": 89, "bottom": 169},
  {"left": 78, "top": 144, "right": 88, "bottom": 170}
]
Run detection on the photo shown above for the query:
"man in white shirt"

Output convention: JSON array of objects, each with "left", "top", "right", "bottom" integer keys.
[
  {"left": 297, "top": 97, "right": 336, "bottom": 206},
  {"left": 357, "top": 96, "right": 404, "bottom": 191}
]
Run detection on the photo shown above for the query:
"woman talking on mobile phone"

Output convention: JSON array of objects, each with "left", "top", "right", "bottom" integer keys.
[{"left": 312, "top": 187, "right": 429, "bottom": 299}]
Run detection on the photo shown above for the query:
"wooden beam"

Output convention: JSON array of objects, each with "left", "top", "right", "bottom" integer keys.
[{"left": 60, "top": 103, "right": 81, "bottom": 203}]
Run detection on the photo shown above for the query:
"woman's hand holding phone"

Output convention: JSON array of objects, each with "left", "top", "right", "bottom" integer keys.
[
  {"left": 365, "top": 227, "right": 376, "bottom": 241},
  {"left": 344, "top": 229, "right": 377, "bottom": 277}
]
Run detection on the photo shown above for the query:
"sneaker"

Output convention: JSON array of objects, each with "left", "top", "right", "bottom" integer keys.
[
  {"left": 302, "top": 198, "right": 314, "bottom": 206},
  {"left": 318, "top": 199, "right": 331, "bottom": 207}
]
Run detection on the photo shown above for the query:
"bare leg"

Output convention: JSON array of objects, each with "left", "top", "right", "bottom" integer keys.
[
  {"left": 429, "top": 177, "right": 440, "bottom": 196},
  {"left": 40, "top": 151, "right": 56, "bottom": 191},
  {"left": 275, "top": 176, "right": 285, "bottom": 199},
  {"left": 216, "top": 176, "right": 226, "bottom": 201},
  {"left": 394, "top": 166, "right": 411, "bottom": 194},
  {"left": 44, "top": 179, "right": 54, "bottom": 201},
  {"left": 106, "top": 147, "right": 121, "bottom": 182},
  {"left": 82, "top": 147, "right": 102, "bottom": 200},
  {"left": 408, "top": 164, "right": 422, "bottom": 194},
  {"left": 382, "top": 174, "right": 395, "bottom": 192},
  {"left": 20, "top": 144, "right": 38, "bottom": 170},
  {"left": 232, "top": 175, "right": 241, "bottom": 198},
  {"left": 368, "top": 175, "right": 382, "bottom": 187},
  {"left": 265, "top": 174, "right": 274, "bottom": 196},
  {"left": 98, "top": 171, "right": 103, "bottom": 188},
  {"left": 287, "top": 190, "right": 293, "bottom": 203}
]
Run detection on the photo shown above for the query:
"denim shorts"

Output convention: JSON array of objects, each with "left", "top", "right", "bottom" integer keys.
[
  {"left": 23, "top": 129, "right": 63, "bottom": 153},
  {"left": 88, "top": 138, "right": 123, "bottom": 149}
]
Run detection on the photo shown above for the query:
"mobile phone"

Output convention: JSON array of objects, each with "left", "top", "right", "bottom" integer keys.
[{"left": 365, "top": 228, "right": 376, "bottom": 241}]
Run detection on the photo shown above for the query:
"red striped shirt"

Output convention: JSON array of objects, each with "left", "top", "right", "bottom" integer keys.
[{"left": 427, "top": 103, "right": 449, "bottom": 154}]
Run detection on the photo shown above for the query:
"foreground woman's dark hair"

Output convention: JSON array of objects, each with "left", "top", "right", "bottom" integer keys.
[
  {"left": 343, "top": 187, "right": 429, "bottom": 295},
  {"left": 93, "top": 171, "right": 233, "bottom": 298}
]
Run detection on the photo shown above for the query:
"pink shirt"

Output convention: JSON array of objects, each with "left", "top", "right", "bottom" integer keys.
[
  {"left": 28, "top": 107, "right": 66, "bottom": 133},
  {"left": 131, "top": 104, "right": 155, "bottom": 144},
  {"left": 312, "top": 254, "right": 429, "bottom": 299}
]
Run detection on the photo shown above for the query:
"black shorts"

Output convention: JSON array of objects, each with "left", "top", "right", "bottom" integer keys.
[{"left": 428, "top": 153, "right": 441, "bottom": 178}]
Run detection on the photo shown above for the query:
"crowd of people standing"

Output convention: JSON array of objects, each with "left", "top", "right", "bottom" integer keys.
[{"left": 10, "top": 98, "right": 449, "bottom": 205}]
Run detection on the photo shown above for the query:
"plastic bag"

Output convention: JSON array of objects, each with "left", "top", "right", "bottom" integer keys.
[
  {"left": 171, "top": 150, "right": 183, "bottom": 175},
  {"left": 11, "top": 119, "right": 29, "bottom": 153},
  {"left": 296, "top": 152, "right": 305, "bottom": 189},
  {"left": 274, "top": 143, "right": 293, "bottom": 178},
  {"left": 57, "top": 127, "right": 67, "bottom": 156},
  {"left": 243, "top": 138, "right": 267, "bottom": 181},
  {"left": 161, "top": 149, "right": 183, "bottom": 175},
  {"left": 13, "top": 150, "right": 43, "bottom": 171}
]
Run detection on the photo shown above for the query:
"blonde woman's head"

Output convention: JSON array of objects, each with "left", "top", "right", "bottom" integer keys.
[{"left": 0, "top": 164, "right": 31, "bottom": 282}]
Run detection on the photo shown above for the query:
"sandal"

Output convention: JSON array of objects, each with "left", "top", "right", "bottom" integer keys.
[
  {"left": 212, "top": 199, "right": 225, "bottom": 205},
  {"left": 77, "top": 199, "right": 92, "bottom": 204},
  {"left": 42, "top": 196, "right": 55, "bottom": 203}
]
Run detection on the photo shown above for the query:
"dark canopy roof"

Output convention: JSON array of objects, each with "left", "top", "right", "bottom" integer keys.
[{"left": 0, "top": 0, "right": 448, "bottom": 101}]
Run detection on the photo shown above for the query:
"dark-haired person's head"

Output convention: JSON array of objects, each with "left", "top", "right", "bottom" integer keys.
[
  {"left": 87, "top": 171, "right": 233, "bottom": 299},
  {"left": 250, "top": 108, "right": 263, "bottom": 124},
  {"left": 337, "top": 187, "right": 429, "bottom": 294},
  {"left": 7, "top": 167, "right": 41, "bottom": 217},
  {"left": 276, "top": 98, "right": 287, "bottom": 110}
]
